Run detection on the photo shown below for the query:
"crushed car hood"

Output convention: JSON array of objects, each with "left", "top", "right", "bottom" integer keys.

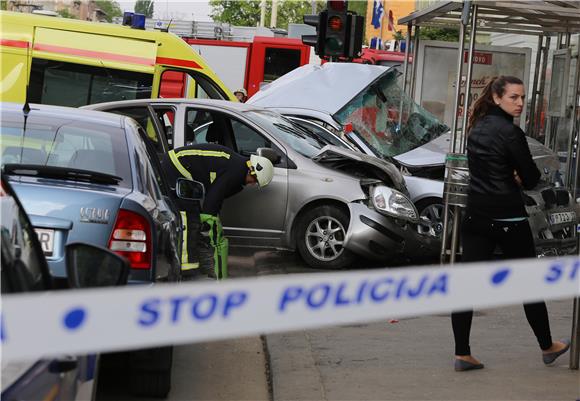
[
  {"left": 393, "top": 133, "right": 560, "bottom": 176},
  {"left": 248, "top": 63, "right": 390, "bottom": 115},
  {"left": 312, "top": 145, "right": 406, "bottom": 191},
  {"left": 393, "top": 133, "right": 452, "bottom": 167}
]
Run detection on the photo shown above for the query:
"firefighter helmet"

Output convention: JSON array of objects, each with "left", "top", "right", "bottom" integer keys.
[
  {"left": 234, "top": 88, "right": 247, "bottom": 97},
  {"left": 249, "top": 155, "right": 274, "bottom": 188}
]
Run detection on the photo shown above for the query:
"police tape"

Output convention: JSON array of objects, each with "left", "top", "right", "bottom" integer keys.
[{"left": 1, "top": 256, "right": 579, "bottom": 361}]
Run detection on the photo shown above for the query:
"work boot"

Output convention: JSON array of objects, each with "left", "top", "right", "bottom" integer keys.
[
  {"left": 181, "top": 268, "right": 200, "bottom": 282},
  {"left": 199, "top": 236, "right": 216, "bottom": 279}
]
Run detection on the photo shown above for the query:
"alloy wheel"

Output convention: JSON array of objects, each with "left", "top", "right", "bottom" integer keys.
[
  {"left": 417, "top": 203, "right": 452, "bottom": 238},
  {"left": 305, "top": 216, "right": 346, "bottom": 262}
]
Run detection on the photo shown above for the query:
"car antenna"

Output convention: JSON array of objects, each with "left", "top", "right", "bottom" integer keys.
[{"left": 19, "top": 41, "right": 32, "bottom": 165}]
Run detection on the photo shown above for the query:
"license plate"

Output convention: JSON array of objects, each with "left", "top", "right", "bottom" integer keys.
[
  {"left": 35, "top": 228, "right": 54, "bottom": 256},
  {"left": 549, "top": 211, "right": 576, "bottom": 225}
]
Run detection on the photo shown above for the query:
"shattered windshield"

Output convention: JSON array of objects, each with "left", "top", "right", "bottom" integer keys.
[{"left": 334, "top": 69, "right": 449, "bottom": 158}]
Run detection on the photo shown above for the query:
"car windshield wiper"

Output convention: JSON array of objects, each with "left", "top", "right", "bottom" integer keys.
[{"left": 2, "top": 164, "right": 122, "bottom": 185}]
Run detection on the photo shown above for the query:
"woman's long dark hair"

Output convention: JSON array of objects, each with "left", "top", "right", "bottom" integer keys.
[{"left": 467, "top": 75, "right": 524, "bottom": 133}]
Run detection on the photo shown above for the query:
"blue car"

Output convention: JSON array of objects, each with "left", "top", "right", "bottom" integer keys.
[
  {"left": 1, "top": 175, "right": 130, "bottom": 401},
  {"left": 1, "top": 102, "right": 186, "bottom": 398}
]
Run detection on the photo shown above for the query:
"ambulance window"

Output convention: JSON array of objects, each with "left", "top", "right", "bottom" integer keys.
[
  {"left": 159, "top": 70, "right": 228, "bottom": 100},
  {"left": 263, "top": 48, "right": 301, "bottom": 83},
  {"left": 29, "top": 59, "right": 152, "bottom": 107}
]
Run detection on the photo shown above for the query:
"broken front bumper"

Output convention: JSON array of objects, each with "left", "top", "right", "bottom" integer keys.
[{"left": 343, "top": 203, "right": 431, "bottom": 261}]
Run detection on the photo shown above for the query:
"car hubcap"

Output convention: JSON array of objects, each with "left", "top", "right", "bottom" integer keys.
[
  {"left": 417, "top": 204, "right": 453, "bottom": 238},
  {"left": 305, "top": 216, "right": 346, "bottom": 262}
]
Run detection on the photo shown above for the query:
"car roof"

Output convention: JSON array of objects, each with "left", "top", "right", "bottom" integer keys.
[
  {"left": 83, "top": 98, "right": 264, "bottom": 113},
  {"left": 247, "top": 63, "right": 393, "bottom": 115},
  {"left": 1, "top": 102, "right": 125, "bottom": 128}
]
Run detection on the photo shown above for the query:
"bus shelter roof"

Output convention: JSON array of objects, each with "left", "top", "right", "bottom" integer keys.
[{"left": 398, "top": 1, "right": 580, "bottom": 36}]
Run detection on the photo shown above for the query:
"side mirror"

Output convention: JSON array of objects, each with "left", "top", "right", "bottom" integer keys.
[
  {"left": 176, "top": 178, "right": 205, "bottom": 201},
  {"left": 66, "top": 243, "right": 129, "bottom": 288},
  {"left": 257, "top": 147, "right": 281, "bottom": 165}
]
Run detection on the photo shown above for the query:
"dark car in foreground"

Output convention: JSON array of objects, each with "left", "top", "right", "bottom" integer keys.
[
  {"left": 1, "top": 103, "right": 183, "bottom": 397},
  {"left": 1, "top": 175, "right": 130, "bottom": 401}
]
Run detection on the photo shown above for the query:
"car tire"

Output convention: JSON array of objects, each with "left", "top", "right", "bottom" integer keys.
[
  {"left": 129, "top": 346, "right": 173, "bottom": 398},
  {"left": 416, "top": 198, "right": 451, "bottom": 239},
  {"left": 296, "top": 204, "right": 355, "bottom": 270}
]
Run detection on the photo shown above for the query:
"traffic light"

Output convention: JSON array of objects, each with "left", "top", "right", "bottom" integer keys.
[
  {"left": 302, "top": 0, "right": 364, "bottom": 60},
  {"left": 324, "top": 1, "right": 348, "bottom": 58},
  {"left": 345, "top": 13, "right": 364, "bottom": 58},
  {"left": 302, "top": 11, "right": 327, "bottom": 56}
]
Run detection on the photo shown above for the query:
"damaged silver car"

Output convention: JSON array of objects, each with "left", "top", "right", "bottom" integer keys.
[
  {"left": 249, "top": 63, "right": 577, "bottom": 257},
  {"left": 84, "top": 99, "right": 424, "bottom": 269}
]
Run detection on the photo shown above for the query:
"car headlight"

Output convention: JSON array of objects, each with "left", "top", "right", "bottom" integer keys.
[{"left": 372, "top": 186, "right": 419, "bottom": 222}]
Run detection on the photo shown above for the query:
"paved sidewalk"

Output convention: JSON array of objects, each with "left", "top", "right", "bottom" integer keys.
[{"left": 267, "top": 299, "right": 580, "bottom": 401}]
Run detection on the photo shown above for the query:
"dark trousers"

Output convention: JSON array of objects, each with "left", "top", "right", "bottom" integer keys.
[{"left": 452, "top": 213, "right": 553, "bottom": 355}]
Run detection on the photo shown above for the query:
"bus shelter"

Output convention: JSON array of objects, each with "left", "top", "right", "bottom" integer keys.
[{"left": 398, "top": 0, "right": 580, "bottom": 369}]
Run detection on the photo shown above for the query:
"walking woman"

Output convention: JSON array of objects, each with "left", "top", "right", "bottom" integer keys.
[{"left": 452, "top": 75, "right": 570, "bottom": 371}]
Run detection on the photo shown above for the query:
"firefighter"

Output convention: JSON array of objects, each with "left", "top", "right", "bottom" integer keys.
[
  {"left": 162, "top": 143, "right": 274, "bottom": 280},
  {"left": 234, "top": 88, "right": 248, "bottom": 103}
]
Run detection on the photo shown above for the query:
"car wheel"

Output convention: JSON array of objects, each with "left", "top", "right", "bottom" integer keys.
[
  {"left": 129, "top": 346, "right": 173, "bottom": 398},
  {"left": 296, "top": 204, "right": 355, "bottom": 269},
  {"left": 416, "top": 198, "right": 452, "bottom": 238}
]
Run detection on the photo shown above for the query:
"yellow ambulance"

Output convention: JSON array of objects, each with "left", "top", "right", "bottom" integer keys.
[{"left": 0, "top": 11, "right": 237, "bottom": 105}]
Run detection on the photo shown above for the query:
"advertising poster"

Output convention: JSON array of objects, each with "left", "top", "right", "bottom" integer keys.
[{"left": 415, "top": 41, "right": 531, "bottom": 129}]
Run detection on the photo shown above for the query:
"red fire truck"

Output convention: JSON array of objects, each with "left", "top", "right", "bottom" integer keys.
[{"left": 160, "top": 36, "right": 310, "bottom": 99}]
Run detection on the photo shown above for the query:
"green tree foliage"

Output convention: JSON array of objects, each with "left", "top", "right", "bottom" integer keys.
[
  {"left": 134, "top": 0, "right": 154, "bottom": 18},
  {"left": 57, "top": 8, "right": 75, "bottom": 18},
  {"left": 95, "top": 0, "right": 123, "bottom": 22},
  {"left": 418, "top": 27, "right": 459, "bottom": 42},
  {"left": 1, "top": 1, "right": 7, "bottom": 11},
  {"left": 209, "top": 0, "right": 326, "bottom": 30}
]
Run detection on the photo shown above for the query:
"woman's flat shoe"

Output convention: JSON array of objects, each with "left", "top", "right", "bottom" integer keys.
[
  {"left": 454, "top": 359, "right": 484, "bottom": 371},
  {"left": 543, "top": 339, "right": 570, "bottom": 365}
]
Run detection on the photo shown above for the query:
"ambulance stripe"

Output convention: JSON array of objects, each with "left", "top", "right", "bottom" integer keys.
[
  {"left": 156, "top": 57, "right": 201, "bottom": 69},
  {"left": 32, "top": 43, "right": 155, "bottom": 66},
  {"left": 174, "top": 149, "right": 231, "bottom": 159},
  {"left": 0, "top": 39, "right": 29, "bottom": 48}
]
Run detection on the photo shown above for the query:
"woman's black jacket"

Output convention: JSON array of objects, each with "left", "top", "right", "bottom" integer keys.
[{"left": 466, "top": 106, "right": 540, "bottom": 219}]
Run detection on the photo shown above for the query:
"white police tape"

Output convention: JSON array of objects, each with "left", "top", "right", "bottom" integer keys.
[{"left": 1, "top": 256, "right": 579, "bottom": 361}]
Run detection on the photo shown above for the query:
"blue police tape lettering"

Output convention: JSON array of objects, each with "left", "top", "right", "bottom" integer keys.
[
  {"left": 279, "top": 273, "right": 448, "bottom": 312},
  {"left": 0, "top": 314, "right": 5, "bottom": 343},
  {"left": 307, "top": 284, "right": 331, "bottom": 308},
  {"left": 139, "top": 298, "right": 161, "bottom": 326},
  {"left": 223, "top": 292, "right": 247, "bottom": 317},
  {"left": 279, "top": 286, "right": 303, "bottom": 311},
  {"left": 545, "top": 260, "right": 580, "bottom": 283},
  {"left": 170, "top": 296, "right": 188, "bottom": 323},
  {"left": 138, "top": 291, "right": 248, "bottom": 327},
  {"left": 192, "top": 294, "right": 217, "bottom": 320}
]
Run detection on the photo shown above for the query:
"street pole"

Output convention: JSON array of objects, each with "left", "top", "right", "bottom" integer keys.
[
  {"left": 260, "top": 0, "right": 266, "bottom": 28},
  {"left": 270, "top": 0, "right": 278, "bottom": 28},
  {"left": 568, "top": 41, "right": 580, "bottom": 371},
  {"left": 441, "top": 1, "right": 469, "bottom": 265}
]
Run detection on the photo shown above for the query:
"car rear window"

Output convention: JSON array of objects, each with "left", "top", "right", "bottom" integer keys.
[{"left": 1, "top": 111, "right": 132, "bottom": 187}]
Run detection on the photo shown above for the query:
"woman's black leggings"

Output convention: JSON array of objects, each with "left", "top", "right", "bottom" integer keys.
[{"left": 452, "top": 213, "right": 553, "bottom": 356}]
